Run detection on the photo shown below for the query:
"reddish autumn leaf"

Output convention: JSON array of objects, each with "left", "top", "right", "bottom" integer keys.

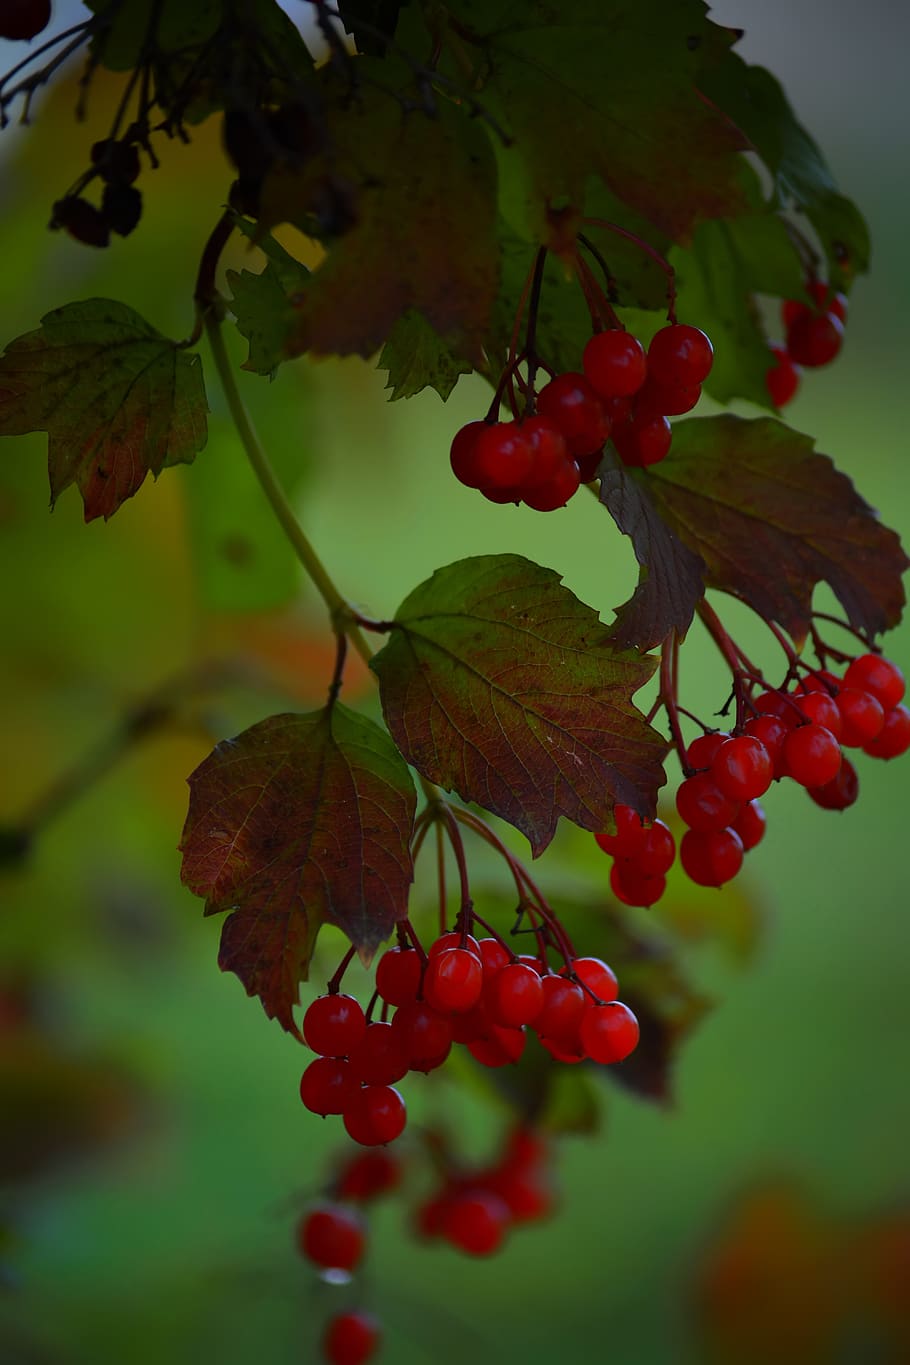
[
  {"left": 179, "top": 706, "right": 417, "bottom": 1034},
  {"left": 370, "top": 555, "right": 668, "bottom": 856},
  {"left": 598, "top": 447, "right": 706, "bottom": 650},
  {"left": 646, "top": 416, "right": 908, "bottom": 642},
  {"left": 0, "top": 300, "right": 208, "bottom": 521}
]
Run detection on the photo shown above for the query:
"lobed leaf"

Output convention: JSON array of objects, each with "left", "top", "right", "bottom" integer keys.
[
  {"left": 179, "top": 706, "right": 417, "bottom": 1034},
  {"left": 646, "top": 416, "right": 909, "bottom": 642},
  {"left": 370, "top": 554, "right": 668, "bottom": 856},
  {"left": 226, "top": 228, "right": 310, "bottom": 378},
  {"left": 379, "top": 311, "right": 474, "bottom": 402},
  {"left": 0, "top": 300, "right": 207, "bottom": 521}
]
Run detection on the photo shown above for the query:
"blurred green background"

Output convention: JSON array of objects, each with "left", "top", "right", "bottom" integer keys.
[{"left": 1, "top": 3, "right": 908, "bottom": 1363}]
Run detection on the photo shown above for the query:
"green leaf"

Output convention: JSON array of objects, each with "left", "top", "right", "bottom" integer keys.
[
  {"left": 379, "top": 311, "right": 473, "bottom": 402},
  {"left": 227, "top": 229, "right": 310, "bottom": 378},
  {"left": 0, "top": 300, "right": 208, "bottom": 522},
  {"left": 370, "top": 554, "right": 668, "bottom": 856},
  {"left": 699, "top": 54, "right": 870, "bottom": 283},
  {"left": 440, "top": 0, "right": 748, "bottom": 244},
  {"left": 179, "top": 706, "right": 417, "bottom": 1035},
  {"left": 259, "top": 75, "right": 500, "bottom": 362},
  {"left": 598, "top": 447, "right": 706, "bottom": 651},
  {"left": 645, "top": 416, "right": 909, "bottom": 642}
]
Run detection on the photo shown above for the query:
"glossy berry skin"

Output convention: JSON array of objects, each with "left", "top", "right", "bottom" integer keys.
[
  {"left": 449, "top": 420, "right": 488, "bottom": 489},
  {"left": 676, "top": 771, "right": 740, "bottom": 833},
  {"left": 304, "top": 994, "right": 366, "bottom": 1057},
  {"left": 375, "top": 946, "right": 421, "bottom": 1006},
  {"left": 786, "top": 312, "right": 844, "bottom": 367},
  {"left": 611, "top": 411, "right": 672, "bottom": 467},
  {"left": 580, "top": 1001, "right": 640, "bottom": 1064},
  {"left": 522, "top": 457, "right": 581, "bottom": 511},
  {"left": 680, "top": 828, "right": 744, "bottom": 887},
  {"left": 535, "top": 976, "right": 586, "bottom": 1046},
  {"left": 489, "top": 962, "right": 544, "bottom": 1027},
  {"left": 687, "top": 732, "right": 729, "bottom": 769},
  {"left": 323, "top": 1311, "right": 381, "bottom": 1365},
  {"left": 863, "top": 703, "right": 910, "bottom": 759},
  {"left": 423, "top": 947, "right": 484, "bottom": 1014},
  {"left": 348, "top": 1022, "right": 408, "bottom": 1086},
  {"left": 477, "top": 937, "right": 511, "bottom": 978},
  {"left": 594, "top": 804, "right": 645, "bottom": 857},
  {"left": 575, "top": 448, "right": 604, "bottom": 482},
  {"left": 0, "top": 0, "right": 51, "bottom": 40},
  {"left": 390, "top": 1001, "right": 453, "bottom": 1072},
  {"left": 635, "top": 820, "right": 676, "bottom": 876},
  {"left": 443, "top": 1190, "right": 511, "bottom": 1256},
  {"left": 797, "top": 689, "right": 843, "bottom": 740},
  {"left": 711, "top": 736, "right": 773, "bottom": 802},
  {"left": 300, "top": 1057, "right": 359, "bottom": 1116},
  {"left": 743, "top": 715, "right": 789, "bottom": 774},
  {"left": 843, "top": 654, "right": 905, "bottom": 710},
  {"left": 765, "top": 342, "right": 801, "bottom": 407},
  {"left": 537, "top": 372, "right": 611, "bottom": 456},
  {"left": 610, "top": 859, "right": 666, "bottom": 907},
  {"left": 647, "top": 324, "right": 714, "bottom": 386},
  {"left": 429, "top": 931, "right": 481, "bottom": 959},
  {"left": 583, "top": 330, "right": 647, "bottom": 398},
  {"left": 561, "top": 956, "right": 619, "bottom": 1003},
  {"left": 520, "top": 416, "right": 570, "bottom": 488},
  {"left": 835, "top": 688, "right": 885, "bottom": 747},
  {"left": 782, "top": 282, "right": 848, "bottom": 326},
  {"left": 636, "top": 377, "right": 701, "bottom": 416},
  {"left": 732, "top": 799, "right": 766, "bottom": 851},
  {"left": 298, "top": 1204, "right": 365, "bottom": 1272},
  {"left": 782, "top": 724, "right": 842, "bottom": 787},
  {"left": 807, "top": 755, "right": 859, "bottom": 811},
  {"left": 342, "top": 1084, "right": 407, "bottom": 1146},
  {"left": 467, "top": 1027, "right": 526, "bottom": 1067},
  {"left": 474, "top": 421, "right": 534, "bottom": 489}
]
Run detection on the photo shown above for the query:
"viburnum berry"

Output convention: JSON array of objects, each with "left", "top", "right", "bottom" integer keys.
[
  {"left": 336, "top": 1148, "right": 401, "bottom": 1203},
  {"left": 835, "top": 688, "right": 885, "bottom": 747},
  {"left": 575, "top": 448, "right": 604, "bottom": 482},
  {"left": 522, "top": 457, "right": 582, "bottom": 511},
  {"left": 611, "top": 410, "right": 672, "bottom": 467},
  {"left": 594, "top": 804, "right": 645, "bottom": 857},
  {"left": 582, "top": 329, "right": 647, "bottom": 398},
  {"left": 375, "top": 946, "right": 422, "bottom": 1007},
  {"left": 0, "top": 0, "right": 52, "bottom": 41},
  {"left": 442, "top": 1190, "right": 511, "bottom": 1256},
  {"left": 636, "top": 376, "right": 701, "bottom": 416},
  {"left": 753, "top": 689, "right": 800, "bottom": 726},
  {"left": 534, "top": 976, "right": 586, "bottom": 1046},
  {"left": 423, "top": 947, "right": 484, "bottom": 1014},
  {"left": 101, "top": 183, "right": 143, "bottom": 237},
  {"left": 477, "top": 937, "right": 511, "bottom": 978},
  {"left": 635, "top": 820, "right": 676, "bottom": 876},
  {"left": 843, "top": 653, "right": 905, "bottom": 709},
  {"left": 300, "top": 1056, "right": 359, "bottom": 1116},
  {"left": 91, "top": 138, "right": 142, "bottom": 186},
  {"left": 536, "top": 372, "right": 611, "bottom": 456},
  {"left": 449, "top": 421, "right": 489, "bottom": 489},
  {"left": 580, "top": 1001, "right": 640, "bottom": 1064},
  {"left": 610, "top": 859, "right": 666, "bottom": 907},
  {"left": 786, "top": 311, "right": 844, "bottom": 367},
  {"left": 797, "top": 689, "right": 844, "bottom": 739},
  {"left": 467, "top": 1027, "right": 526, "bottom": 1067},
  {"left": 473, "top": 421, "right": 534, "bottom": 489},
  {"left": 687, "top": 732, "right": 729, "bottom": 768},
  {"left": 304, "top": 994, "right": 367, "bottom": 1057},
  {"left": 390, "top": 1000, "right": 453, "bottom": 1072},
  {"left": 807, "top": 755, "right": 860, "bottom": 811},
  {"left": 520, "top": 415, "right": 571, "bottom": 488},
  {"left": 561, "top": 956, "right": 618, "bottom": 1003},
  {"left": 647, "top": 323, "right": 714, "bottom": 387},
  {"left": 680, "top": 828, "right": 744, "bottom": 887},
  {"left": 743, "top": 715, "right": 789, "bottom": 774},
  {"left": 323, "top": 1310, "right": 381, "bottom": 1365},
  {"left": 489, "top": 962, "right": 544, "bottom": 1027},
  {"left": 348, "top": 1022, "right": 408, "bottom": 1086},
  {"left": 50, "top": 196, "right": 110, "bottom": 248},
  {"left": 429, "top": 931, "right": 481, "bottom": 959},
  {"left": 342, "top": 1085, "right": 407, "bottom": 1146},
  {"left": 731, "top": 799, "right": 766, "bottom": 851},
  {"left": 782, "top": 282, "right": 848, "bottom": 327},
  {"left": 765, "top": 342, "right": 801, "bottom": 407},
  {"left": 676, "top": 771, "right": 740, "bottom": 832},
  {"left": 782, "top": 724, "right": 842, "bottom": 787},
  {"left": 297, "top": 1204, "right": 366, "bottom": 1273},
  {"left": 710, "top": 736, "right": 773, "bottom": 802},
  {"left": 863, "top": 702, "right": 910, "bottom": 759}
]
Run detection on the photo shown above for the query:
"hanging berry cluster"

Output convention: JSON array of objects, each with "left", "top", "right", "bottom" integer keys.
[
  {"left": 51, "top": 138, "right": 144, "bottom": 248},
  {"left": 765, "top": 281, "right": 848, "bottom": 407}
]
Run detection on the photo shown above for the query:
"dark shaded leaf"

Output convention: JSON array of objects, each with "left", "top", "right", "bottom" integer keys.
[
  {"left": 646, "top": 416, "right": 908, "bottom": 642},
  {"left": 226, "top": 227, "right": 309, "bottom": 377},
  {"left": 337, "top": 0, "right": 407, "bottom": 55},
  {"left": 0, "top": 300, "right": 207, "bottom": 521},
  {"left": 379, "top": 311, "right": 473, "bottom": 401},
  {"left": 599, "top": 447, "right": 706, "bottom": 650},
  {"left": 371, "top": 554, "right": 668, "bottom": 855},
  {"left": 180, "top": 706, "right": 417, "bottom": 1034}
]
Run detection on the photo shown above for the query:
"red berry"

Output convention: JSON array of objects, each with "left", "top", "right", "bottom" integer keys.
[
  {"left": 484, "top": 1165, "right": 555, "bottom": 1224},
  {"left": 482, "top": 484, "right": 522, "bottom": 505},
  {"left": 575, "top": 448, "right": 604, "bottom": 482},
  {"left": 843, "top": 654, "right": 905, "bottom": 710},
  {"left": 799, "top": 670, "right": 841, "bottom": 696},
  {"left": 680, "top": 827, "right": 744, "bottom": 887},
  {"left": 467, "top": 1026, "right": 526, "bottom": 1067},
  {"left": 300, "top": 1057, "right": 359, "bottom": 1116},
  {"left": 594, "top": 803, "right": 645, "bottom": 857},
  {"left": 489, "top": 962, "right": 544, "bottom": 1027},
  {"left": 323, "top": 1310, "right": 380, "bottom": 1365},
  {"left": 753, "top": 689, "right": 800, "bottom": 726},
  {"left": 732, "top": 799, "right": 766, "bottom": 851},
  {"left": 520, "top": 415, "right": 570, "bottom": 488},
  {"left": 442, "top": 1190, "right": 511, "bottom": 1256},
  {"left": 786, "top": 312, "right": 844, "bottom": 367},
  {"left": 423, "top": 947, "right": 484, "bottom": 1014},
  {"left": 743, "top": 714, "right": 789, "bottom": 774},
  {"left": 561, "top": 956, "right": 618, "bottom": 1003},
  {"left": 51, "top": 195, "right": 110, "bottom": 249},
  {"left": 474, "top": 422, "right": 534, "bottom": 489},
  {"left": 580, "top": 1001, "right": 640, "bottom": 1064},
  {"left": 336, "top": 1149, "right": 401, "bottom": 1203},
  {"left": 449, "top": 420, "right": 488, "bottom": 489},
  {"left": 807, "top": 755, "right": 859, "bottom": 811},
  {"left": 429, "top": 931, "right": 481, "bottom": 959},
  {"left": 797, "top": 689, "right": 843, "bottom": 740},
  {"left": 611, "top": 411, "right": 672, "bottom": 467},
  {"left": 583, "top": 330, "right": 647, "bottom": 398},
  {"left": 521, "top": 457, "right": 581, "bottom": 511},
  {"left": 477, "top": 937, "right": 511, "bottom": 977},
  {"left": 390, "top": 1001, "right": 453, "bottom": 1072},
  {"left": 647, "top": 324, "right": 714, "bottom": 386},
  {"left": 342, "top": 1084, "right": 407, "bottom": 1146},
  {"left": 676, "top": 771, "right": 741, "bottom": 832},
  {"left": 835, "top": 688, "right": 885, "bottom": 747},
  {"left": 348, "top": 1022, "right": 408, "bottom": 1086},
  {"left": 863, "top": 703, "right": 910, "bottom": 759},
  {"left": 710, "top": 736, "right": 773, "bottom": 802},
  {"left": 610, "top": 859, "right": 666, "bottom": 907},
  {"left": 537, "top": 372, "right": 611, "bottom": 456},
  {"left": 636, "top": 377, "right": 701, "bottom": 416},
  {"left": 765, "top": 342, "right": 801, "bottom": 407},
  {"left": 782, "top": 282, "right": 847, "bottom": 327},
  {"left": 375, "top": 946, "right": 422, "bottom": 1006},
  {"left": 634, "top": 819, "right": 676, "bottom": 876},
  {"left": 534, "top": 975, "right": 587, "bottom": 1046},
  {"left": 298, "top": 1204, "right": 365, "bottom": 1272},
  {"left": 0, "top": 0, "right": 52, "bottom": 41},
  {"left": 304, "top": 994, "right": 366, "bottom": 1057},
  {"left": 687, "top": 732, "right": 729, "bottom": 768},
  {"left": 782, "top": 724, "right": 842, "bottom": 787}
]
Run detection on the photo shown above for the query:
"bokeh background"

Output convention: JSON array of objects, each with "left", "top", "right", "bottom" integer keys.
[{"left": 1, "top": 3, "right": 908, "bottom": 1362}]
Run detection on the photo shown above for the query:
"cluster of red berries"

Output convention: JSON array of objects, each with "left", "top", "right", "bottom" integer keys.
[
  {"left": 0, "top": 0, "right": 51, "bottom": 42},
  {"left": 597, "top": 652, "right": 908, "bottom": 907},
  {"left": 449, "top": 322, "right": 714, "bottom": 509},
  {"left": 765, "top": 282, "right": 848, "bottom": 407},
  {"left": 300, "top": 935, "right": 640, "bottom": 1144}
]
